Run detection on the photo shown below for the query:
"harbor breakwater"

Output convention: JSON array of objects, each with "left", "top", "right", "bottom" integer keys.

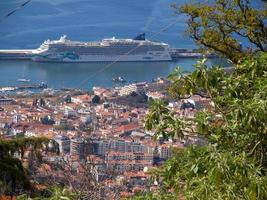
[{"left": 0, "top": 48, "right": 215, "bottom": 62}]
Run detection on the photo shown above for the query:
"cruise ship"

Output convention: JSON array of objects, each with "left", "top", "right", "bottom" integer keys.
[{"left": 31, "top": 34, "right": 172, "bottom": 62}]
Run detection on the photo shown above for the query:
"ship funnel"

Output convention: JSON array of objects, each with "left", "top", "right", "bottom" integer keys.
[{"left": 133, "top": 33, "right": 145, "bottom": 40}]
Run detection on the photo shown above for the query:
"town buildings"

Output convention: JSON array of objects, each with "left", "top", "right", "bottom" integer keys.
[{"left": 0, "top": 78, "right": 210, "bottom": 197}]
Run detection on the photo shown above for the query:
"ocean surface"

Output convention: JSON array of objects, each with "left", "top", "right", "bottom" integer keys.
[
  {"left": 0, "top": 59, "right": 226, "bottom": 90},
  {"left": 0, "top": 0, "right": 263, "bottom": 90}
]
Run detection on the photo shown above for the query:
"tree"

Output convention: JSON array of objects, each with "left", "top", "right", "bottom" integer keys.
[
  {"left": 138, "top": 55, "right": 267, "bottom": 199},
  {"left": 132, "top": 0, "right": 267, "bottom": 199},
  {"left": 131, "top": 145, "right": 267, "bottom": 200},
  {"left": 0, "top": 137, "right": 54, "bottom": 197},
  {"left": 168, "top": 55, "right": 267, "bottom": 166},
  {"left": 92, "top": 95, "right": 101, "bottom": 104},
  {"left": 17, "top": 186, "right": 79, "bottom": 200},
  {"left": 41, "top": 116, "right": 55, "bottom": 125},
  {"left": 176, "top": 0, "right": 267, "bottom": 63}
]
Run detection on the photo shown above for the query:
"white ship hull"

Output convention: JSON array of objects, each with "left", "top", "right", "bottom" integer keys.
[{"left": 31, "top": 52, "right": 172, "bottom": 62}]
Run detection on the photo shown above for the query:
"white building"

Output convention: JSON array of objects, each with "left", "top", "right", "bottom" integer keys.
[{"left": 117, "top": 82, "right": 146, "bottom": 96}]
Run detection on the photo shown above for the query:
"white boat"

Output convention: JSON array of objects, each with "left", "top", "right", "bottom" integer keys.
[
  {"left": 17, "top": 78, "right": 30, "bottom": 82},
  {"left": 31, "top": 34, "right": 172, "bottom": 62},
  {"left": 112, "top": 76, "right": 126, "bottom": 83},
  {"left": 0, "top": 87, "right": 17, "bottom": 92}
]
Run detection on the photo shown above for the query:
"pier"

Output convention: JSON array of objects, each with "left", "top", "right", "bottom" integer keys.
[
  {"left": 0, "top": 48, "right": 215, "bottom": 61},
  {"left": 0, "top": 49, "right": 33, "bottom": 60},
  {"left": 169, "top": 48, "right": 216, "bottom": 61},
  {"left": 17, "top": 83, "right": 48, "bottom": 90},
  {"left": 0, "top": 83, "right": 47, "bottom": 92}
]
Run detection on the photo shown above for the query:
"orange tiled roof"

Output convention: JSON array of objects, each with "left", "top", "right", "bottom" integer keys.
[
  {"left": 116, "top": 123, "right": 141, "bottom": 133},
  {"left": 0, "top": 196, "right": 16, "bottom": 200},
  {"left": 120, "top": 191, "right": 132, "bottom": 197}
]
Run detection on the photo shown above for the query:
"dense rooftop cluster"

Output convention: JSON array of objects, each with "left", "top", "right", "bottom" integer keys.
[{"left": 0, "top": 78, "right": 211, "bottom": 198}]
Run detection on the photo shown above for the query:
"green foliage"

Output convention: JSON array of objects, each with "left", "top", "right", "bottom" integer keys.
[
  {"left": 17, "top": 186, "right": 79, "bottom": 200},
  {"left": 177, "top": 0, "right": 267, "bottom": 63},
  {"left": 41, "top": 116, "right": 55, "bottom": 125},
  {"left": 129, "top": 192, "right": 177, "bottom": 200},
  {"left": 145, "top": 99, "right": 185, "bottom": 140},
  {"left": 138, "top": 4, "right": 267, "bottom": 193},
  {"left": 54, "top": 124, "right": 75, "bottom": 131},
  {"left": 140, "top": 54, "right": 267, "bottom": 199},
  {"left": 0, "top": 137, "right": 51, "bottom": 195},
  {"left": 147, "top": 146, "right": 267, "bottom": 200},
  {"left": 168, "top": 54, "right": 267, "bottom": 166}
]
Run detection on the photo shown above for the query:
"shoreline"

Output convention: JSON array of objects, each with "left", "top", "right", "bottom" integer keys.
[{"left": 0, "top": 48, "right": 217, "bottom": 62}]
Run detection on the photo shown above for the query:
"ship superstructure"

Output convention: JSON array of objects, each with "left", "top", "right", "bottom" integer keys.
[{"left": 31, "top": 34, "right": 172, "bottom": 62}]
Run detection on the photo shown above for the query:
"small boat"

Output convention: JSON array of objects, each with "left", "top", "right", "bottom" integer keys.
[
  {"left": 0, "top": 87, "right": 17, "bottom": 92},
  {"left": 17, "top": 78, "right": 31, "bottom": 82},
  {"left": 112, "top": 76, "right": 126, "bottom": 83}
]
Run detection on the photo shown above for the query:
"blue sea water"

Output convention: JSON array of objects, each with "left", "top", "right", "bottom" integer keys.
[
  {"left": 0, "top": 0, "right": 194, "bottom": 49},
  {"left": 0, "top": 0, "right": 264, "bottom": 89}
]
